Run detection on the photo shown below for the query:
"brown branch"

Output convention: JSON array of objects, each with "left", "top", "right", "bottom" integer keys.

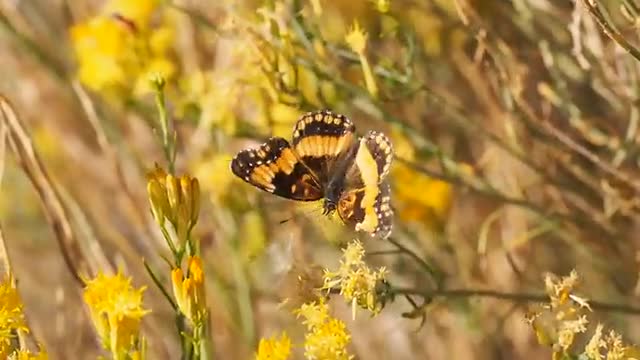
[
  {"left": 389, "top": 286, "right": 640, "bottom": 315},
  {"left": 580, "top": 0, "right": 640, "bottom": 63},
  {"left": 0, "top": 95, "right": 88, "bottom": 284}
]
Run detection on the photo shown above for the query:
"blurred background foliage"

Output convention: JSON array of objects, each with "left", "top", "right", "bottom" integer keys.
[{"left": 1, "top": 0, "right": 640, "bottom": 358}]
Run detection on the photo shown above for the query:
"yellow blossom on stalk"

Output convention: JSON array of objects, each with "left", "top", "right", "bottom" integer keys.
[
  {"left": 345, "top": 21, "right": 378, "bottom": 98},
  {"left": 147, "top": 166, "right": 200, "bottom": 245},
  {"left": 322, "top": 240, "right": 387, "bottom": 319},
  {"left": 255, "top": 332, "right": 292, "bottom": 360},
  {"left": 0, "top": 276, "right": 27, "bottom": 358},
  {"left": 70, "top": 0, "right": 176, "bottom": 99},
  {"left": 83, "top": 271, "right": 149, "bottom": 359},
  {"left": 171, "top": 256, "right": 207, "bottom": 324},
  {"left": 295, "top": 300, "right": 352, "bottom": 360}
]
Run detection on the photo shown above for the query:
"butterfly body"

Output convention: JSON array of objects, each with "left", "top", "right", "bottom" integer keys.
[{"left": 231, "top": 110, "right": 394, "bottom": 238}]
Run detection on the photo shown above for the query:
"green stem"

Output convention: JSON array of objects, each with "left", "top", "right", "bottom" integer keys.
[
  {"left": 143, "top": 259, "right": 177, "bottom": 311},
  {"left": 152, "top": 78, "right": 176, "bottom": 174}
]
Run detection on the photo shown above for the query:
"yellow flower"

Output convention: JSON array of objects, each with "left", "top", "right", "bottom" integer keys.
[
  {"left": 544, "top": 270, "right": 579, "bottom": 308},
  {"left": 255, "top": 332, "right": 291, "bottom": 360},
  {"left": 295, "top": 301, "right": 352, "bottom": 360},
  {"left": 393, "top": 163, "right": 452, "bottom": 224},
  {"left": 171, "top": 256, "right": 207, "bottom": 324},
  {"left": 345, "top": 21, "right": 378, "bottom": 98},
  {"left": 557, "top": 315, "right": 588, "bottom": 351},
  {"left": 83, "top": 271, "right": 149, "bottom": 358},
  {"left": 322, "top": 240, "right": 387, "bottom": 319},
  {"left": 147, "top": 167, "right": 200, "bottom": 245},
  {"left": 345, "top": 22, "right": 367, "bottom": 55},
  {"left": 69, "top": 0, "right": 176, "bottom": 99},
  {"left": 70, "top": 17, "right": 132, "bottom": 94},
  {"left": 0, "top": 276, "right": 27, "bottom": 358},
  {"left": 391, "top": 129, "right": 453, "bottom": 226},
  {"left": 584, "top": 324, "right": 605, "bottom": 360},
  {"left": 605, "top": 330, "right": 627, "bottom": 360}
]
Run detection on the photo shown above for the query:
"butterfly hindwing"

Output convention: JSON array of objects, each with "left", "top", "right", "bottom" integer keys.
[
  {"left": 337, "top": 131, "right": 394, "bottom": 238},
  {"left": 343, "top": 130, "right": 394, "bottom": 190},
  {"left": 230, "top": 137, "right": 323, "bottom": 201},
  {"left": 292, "top": 110, "right": 356, "bottom": 184},
  {"left": 362, "top": 130, "right": 393, "bottom": 180},
  {"left": 337, "top": 181, "right": 393, "bottom": 239}
]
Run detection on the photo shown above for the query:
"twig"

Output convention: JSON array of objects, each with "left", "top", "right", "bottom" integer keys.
[
  {"left": 580, "top": 0, "right": 640, "bottom": 63},
  {"left": 387, "top": 237, "right": 442, "bottom": 287},
  {"left": 0, "top": 96, "right": 87, "bottom": 284},
  {"left": 389, "top": 286, "right": 640, "bottom": 315}
]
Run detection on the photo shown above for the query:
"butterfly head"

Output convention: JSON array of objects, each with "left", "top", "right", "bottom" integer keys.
[
  {"left": 322, "top": 198, "right": 337, "bottom": 216},
  {"left": 322, "top": 177, "right": 345, "bottom": 216}
]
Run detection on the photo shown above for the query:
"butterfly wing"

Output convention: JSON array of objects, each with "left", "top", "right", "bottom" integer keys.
[
  {"left": 291, "top": 110, "right": 357, "bottom": 185},
  {"left": 231, "top": 137, "right": 323, "bottom": 201},
  {"left": 337, "top": 131, "right": 394, "bottom": 238}
]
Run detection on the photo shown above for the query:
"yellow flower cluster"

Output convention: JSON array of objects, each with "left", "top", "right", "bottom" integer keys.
[
  {"left": 322, "top": 240, "right": 387, "bottom": 319},
  {"left": 255, "top": 332, "right": 292, "bottom": 360},
  {"left": 391, "top": 130, "right": 454, "bottom": 226},
  {"left": 0, "top": 276, "right": 27, "bottom": 358},
  {"left": 255, "top": 299, "right": 353, "bottom": 360},
  {"left": 83, "top": 271, "right": 149, "bottom": 359},
  {"left": 527, "top": 270, "right": 640, "bottom": 359},
  {"left": 296, "top": 300, "right": 352, "bottom": 360},
  {"left": 147, "top": 166, "right": 200, "bottom": 247},
  {"left": 70, "top": 0, "right": 175, "bottom": 99},
  {"left": 171, "top": 256, "right": 207, "bottom": 325}
]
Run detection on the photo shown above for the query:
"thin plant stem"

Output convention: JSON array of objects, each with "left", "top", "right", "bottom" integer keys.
[{"left": 389, "top": 286, "right": 640, "bottom": 316}]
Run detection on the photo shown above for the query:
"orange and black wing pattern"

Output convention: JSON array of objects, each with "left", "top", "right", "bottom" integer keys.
[
  {"left": 230, "top": 137, "right": 323, "bottom": 201},
  {"left": 291, "top": 110, "right": 356, "bottom": 184},
  {"left": 338, "top": 131, "right": 394, "bottom": 238}
]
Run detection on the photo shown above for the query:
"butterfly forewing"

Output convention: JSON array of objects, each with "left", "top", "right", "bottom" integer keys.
[
  {"left": 292, "top": 110, "right": 356, "bottom": 185},
  {"left": 231, "top": 137, "right": 323, "bottom": 201}
]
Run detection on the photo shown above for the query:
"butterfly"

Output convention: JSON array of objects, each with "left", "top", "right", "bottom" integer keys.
[{"left": 230, "top": 110, "right": 393, "bottom": 239}]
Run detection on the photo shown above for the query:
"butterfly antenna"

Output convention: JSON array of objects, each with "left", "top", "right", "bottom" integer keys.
[{"left": 278, "top": 205, "right": 323, "bottom": 225}]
